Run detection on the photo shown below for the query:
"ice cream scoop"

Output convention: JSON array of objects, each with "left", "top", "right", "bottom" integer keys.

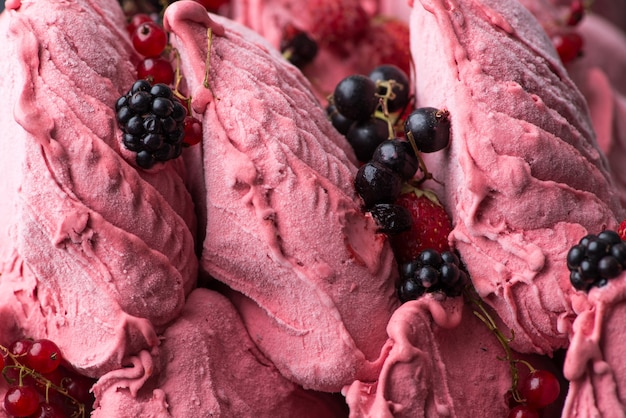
[{"left": 164, "top": 1, "right": 399, "bottom": 392}]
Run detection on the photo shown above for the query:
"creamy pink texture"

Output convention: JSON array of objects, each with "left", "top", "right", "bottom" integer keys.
[
  {"left": 92, "top": 289, "right": 349, "bottom": 418},
  {"left": 0, "top": 0, "right": 197, "bottom": 375},
  {"left": 413, "top": 0, "right": 622, "bottom": 354},
  {"left": 164, "top": 1, "right": 398, "bottom": 392}
]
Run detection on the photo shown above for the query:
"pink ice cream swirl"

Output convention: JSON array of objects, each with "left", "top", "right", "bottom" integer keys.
[
  {"left": 164, "top": 0, "right": 399, "bottom": 393},
  {"left": 414, "top": 0, "right": 623, "bottom": 356},
  {"left": 0, "top": 0, "right": 198, "bottom": 377}
]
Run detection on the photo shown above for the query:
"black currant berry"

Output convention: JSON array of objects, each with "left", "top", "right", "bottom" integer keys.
[
  {"left": 326, "top": 103, "right": 354, "bottom": 135},
  {"left": 371, "top": 139, "right": 418, "bottom": 180},
  {"left": 346, "top": 117, "right": 389, "bottom": 163},
  {"left": 404, "top": 107, "right": 451, "bottom": 153},
  {"left": 333, "top": 75, "right": 379, "bottom": 121},
  {"left": 368, "top": 65, "right": 410, "bottom": 113},
  {"left": 280, "top": 29, "right": 318, "bottom": 68},
  {"left": 354, "top": 162, "right": 403, "bottom": 208},
  {"left": 368, "top": 203, "right": 412, "bottom": 235}
]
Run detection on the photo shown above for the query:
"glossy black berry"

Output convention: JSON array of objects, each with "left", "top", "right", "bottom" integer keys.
[
  {"left": 368, "top": 65, "right": 410, "bottom": 113},
  {"left": 326, "top": 103, "right": 354, "bottom": 135},
  {"left": 371, "top": 139, "right": 418, "bottom": 180},
  {"left": 115, "top": 81, "right": 188, "bottom": 169},
  {"left": 369, "top": 203, "right": 412, "bottom": 235},
  {"left": 346, "top": 117, "right": 389, "bottom": 163},
  {"left": 354, "top": 162, "right": 403, "bottom": 208},
  {"left": 567, "top": 231, "right": 626, "bottom": 291},
  {"left": 333, "top": 75, "right": 379, "bottom": 121},
  {"left": 397, "top": 249, "right": 468, "bottom": 302},
  {"left": 280, "top": 29, "right": 318, "bottom": 68},
  {"left": 404, "top": 107, "right": 451, "bottom": 153}
]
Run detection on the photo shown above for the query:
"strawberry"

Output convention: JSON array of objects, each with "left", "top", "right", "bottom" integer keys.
[
  {"left": 391, "top": 186, "right": 452, "bottom": 264},
  {"left": 358, "top": 16, "right": 411, "bottom": 80},
  {"left": 618, "top": 219, "right": 626, "bottom": 241},
  {"left": 303, "top": 0, "right": 369, "bottom": 47}
]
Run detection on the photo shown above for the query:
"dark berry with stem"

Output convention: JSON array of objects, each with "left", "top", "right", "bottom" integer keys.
[
  {"left": 333, "top": 75, "right": 379, "bottom": 121},
  {"left": 354, "top": 162, "right": 403, "bottom": 208},
  {"left": 519, "top": 369, "right": 560, "bottom": 409},
  {"left": 280, "top": 26, "right": 318, "bottom": 68},
  {"left": 326, "top": 103, "right": 354, "bottom": 136},
  {"left": 132, "top": 21, "right": 168, "bottom": 57},
  {"left": 404, "top": 107, "right": 451, "bottom": 153},
  {"left": 4, "top": 385, "right": 40, "bottom": 417},
  {"left": 368, "top": 203, "right": 412, "bottom": 235},
  {"left": 346, "top": 117, "right": 389, "bottom": 163},
  {"left": 368, "top": 64, "right": 410, "bottom": 113},
  {"left": 31, "top": 402, "right": 66, "bottom": 418},
  {"left": 371, "top": 138, "right": 418, "bottom": 180}
]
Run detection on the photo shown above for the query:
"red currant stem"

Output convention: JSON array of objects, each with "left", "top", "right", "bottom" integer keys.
[
  {"left": 0, "top": 344, "right": 86, "bottom": 418},
  {"left": 202, "top": 27, "right": 217, "bottom": 100},
  {"left": 463, "top": 287, "right": 524, "bottom": 403}
]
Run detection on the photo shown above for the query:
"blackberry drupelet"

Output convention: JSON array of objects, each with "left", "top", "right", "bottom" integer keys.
[{"left": 116, "top": 80, "right": 187, "bottom": 169}]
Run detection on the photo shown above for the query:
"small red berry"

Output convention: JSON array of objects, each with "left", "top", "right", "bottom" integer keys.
[
  {"left": 567, "top": 0, "right": 585, "bottom": 26},
  {"left": 508, "top": 405, "right": 540, "bottom": 418},
  {"left": 25, "top": 339, "right": 62, "bottom": 374},
  {"left": 183, "top": 116, "right": 203, "bottom": 146},
  {"left": 10, "top": 339, "right": 33, "bottom": 357},
  {"left": 132, "top": 22, "right": 168, "bottom": 57},
  {"left": 618, "top": 220, "right": 626, "bottom": 241},
  {"left": 553, "top": 32, "right": 584, "bottom": 64},
  {"left": 127, "top": 13, "right": 152, "bottom": 36},
  {"left": 4, "top": 386, "right": 40, "bottom": 417},
  {"left": 0, "top": 351, "right": 5, "bottom": 371},
  {"left": 137, "top": 57, "right": 175, "bottom": 85},
  {"left": 520, "top": 369, "right": 561, "bottom": 409}
]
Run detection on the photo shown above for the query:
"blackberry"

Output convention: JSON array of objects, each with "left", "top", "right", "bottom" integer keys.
[
  {"left": 397, "top": 249, "right": 468, "bottom": 302},
  {"left": 566, "top": 230, "right": 626, "bottom": 291},
  {"left": 116, "top": 81, "right": 187, "bottom": 169}
]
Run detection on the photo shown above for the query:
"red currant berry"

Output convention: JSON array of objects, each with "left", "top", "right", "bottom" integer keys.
[
  {"left": 127, "top": 13, "right": 153, "bottom": 36},
  {"left": 25, "top": 339, "right": 62, "bottom": 374},
  {"left": 30, "top": 402, "right": 65, "bottom": 418},
  {"left": 10, "top": 339, "right": 33, "bottom": 357},
  {"left": 618, "top": 221, "right": 626, "bottom": 241},
  {"left": 508, "top": 405, "right": 540, "bottom": 418},
  {"left": 520, "top": 369, "right": 561, "bottom": 409},
  {"left": 193, "top": 0, "right": 230, "bottom": 11},
  {"left": 132, "top": 22, "right": 168, "bottom": 57},
  {"left": 567, "top": 0, "right": 585, "bottom": 26},
  {"left": 183, "top": 116, "right": 203, "bottom": 146},
  {"left": 552, "top": 32, "right": 584, "bottom": 64},
  {"left": 4, "top": 386, "right": 40, "bottom": 417},
  {"left": 0, "top": 351, "right": 5, "bottom": 371},
  {"left": 137, "top": 57, "right": 175, "bottom": 85}
]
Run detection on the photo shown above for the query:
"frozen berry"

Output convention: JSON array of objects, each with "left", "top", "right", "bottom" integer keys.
[
  {"left": 368, "top": 64, "right": 410, "bottom": 113},
  {"left": 368, "top": 203, "right": 412, "bottom": 235},
  {"left": 404, "top": 107, "right": 451, "bottom": 153},
  {"left": 520, "top": 369, "right": 560, "bottom": 409},
  {"left": 346, "top": 117, "right": 389, "bottom": 163},
  {"left": 354, "top": 162, "right": 403, "bottom": 208},
  {"left": 280, "top": 26, "right": 318, "bottom": 68},
  {"left": 333, "top": 75, "right": 379, "bottom": 121},
  {"left": 132, "top": 21, "right": 168, "bottom": 57},
  {"left": 371, "top": 139, "right": 418, "bottom": 180}
]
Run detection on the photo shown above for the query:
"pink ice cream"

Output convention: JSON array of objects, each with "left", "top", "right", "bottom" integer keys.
[
  {"left": 164, "top": 1, "right": 398, "bottom": 392},
  {"left": 413, "top": 0, "right": 623, "bottom": 354},
  {"left": 92, "top": 288, "right": 349, "bottom": 418},
  {"left": 0, "top": 0, "right": 198, "bottom": 376}
]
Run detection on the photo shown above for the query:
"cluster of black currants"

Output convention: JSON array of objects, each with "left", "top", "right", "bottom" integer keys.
[
  {"left": 567, "top": 230, "right": 626, "bottom": 291},
  {"left": 397, "top": 249, "right": 468, "bottom": 302},
  {"left": 116, "top": 80, "right": 188, "bottom": 169},
  {"left": 354, "top": 139, "right": 417, "bottom": 234},
  {"left": 327, "top": 65, "right": 410, "bottom": 163}
]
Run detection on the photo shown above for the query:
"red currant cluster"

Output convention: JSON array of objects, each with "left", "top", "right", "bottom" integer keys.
[
  {"left": 508, "top": 368, "right": 561, "bottom": 418},
  {"left": 1, "top": 339, "right": 95, "bottom": 418}
]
